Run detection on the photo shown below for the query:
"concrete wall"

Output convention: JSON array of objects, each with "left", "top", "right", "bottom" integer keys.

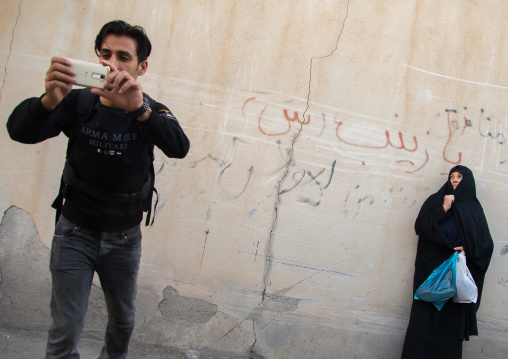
[{"left": 1, "top": 0, "right": 507, "bottom": 357}]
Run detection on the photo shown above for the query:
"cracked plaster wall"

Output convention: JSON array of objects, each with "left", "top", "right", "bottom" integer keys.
[{"left": 1, "top": 1, "right": 508, "bottom": 358}]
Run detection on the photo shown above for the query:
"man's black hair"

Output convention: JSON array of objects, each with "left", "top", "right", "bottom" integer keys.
[{"left": 95, "top": 20, "right": 152, "bottom": 63}]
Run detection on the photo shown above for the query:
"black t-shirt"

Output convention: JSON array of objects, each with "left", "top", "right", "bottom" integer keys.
[{"left": 63, "top": 96, "right": 154, "bottom": 230}]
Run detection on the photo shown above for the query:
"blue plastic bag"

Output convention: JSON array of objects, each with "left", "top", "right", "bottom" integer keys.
[{"left": 414, "top": 252, "right": 457, "bottom": 310}]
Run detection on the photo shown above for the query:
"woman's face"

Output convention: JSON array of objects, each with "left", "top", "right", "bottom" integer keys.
[{"left": 450, "top": 171, "right": 463, "bottom": 189}]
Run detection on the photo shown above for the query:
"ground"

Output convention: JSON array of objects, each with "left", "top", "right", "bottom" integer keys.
[{"left": 0, "top": 323, "right": 248, "bottom": 359}]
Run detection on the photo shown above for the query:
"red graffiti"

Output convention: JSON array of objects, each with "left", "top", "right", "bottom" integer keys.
[
  {"left": 335, "top": 121, "right": 427, "bottom": 173},
  {"left": 242, "top": 98, "right": 504, "bottom": 173},
  {"left": 335, "top": 121, "right": 418, "bottom": 152},
  {"left": 397, "top": 151, "right": 429, "bottom": 173},
  {"left": 245, "top": 97, "right": 326, "bottom": 137},
  {"left": 443, "top": 111, "right": 463, "bottom": 165}
]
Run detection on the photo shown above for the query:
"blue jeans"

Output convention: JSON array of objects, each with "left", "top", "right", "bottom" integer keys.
[{"left": 46, "top": 216, "right": 142, "bottom": 359}]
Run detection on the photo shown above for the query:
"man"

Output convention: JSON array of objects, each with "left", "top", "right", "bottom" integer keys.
[{"left": 7, "top": 20, "right": 190, "bottom": 358}]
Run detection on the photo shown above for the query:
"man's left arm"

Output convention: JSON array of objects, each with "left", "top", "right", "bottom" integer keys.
[{"left": 138, "top": 101, "right": 190, "bottom": 158}]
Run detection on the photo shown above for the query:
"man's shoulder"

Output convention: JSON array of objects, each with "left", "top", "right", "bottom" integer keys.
[
  {"left": 142, "top": 92, "right": 156, "bottom": 105},
  {"left": 142, "top": 93, "right": 177, "bottom": 120}
]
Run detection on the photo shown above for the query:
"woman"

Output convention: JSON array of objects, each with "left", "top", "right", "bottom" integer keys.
[{"left": 401, "top": 165, "right": 494, "bottom": 358}]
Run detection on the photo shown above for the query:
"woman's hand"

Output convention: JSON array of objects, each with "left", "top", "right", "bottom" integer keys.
[
  {"left": 443, "top": 195, "right": 455, "bottom": 212},
  {"left": 454, "top": 246, "right": 464, "bottom": 254}
]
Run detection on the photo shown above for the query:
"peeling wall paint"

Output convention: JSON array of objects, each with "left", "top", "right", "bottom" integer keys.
[
  {"left": 1, "top": 1, "right": 508, "bottom": 358},
  {"left": 159, "top": 286, "right": 218, "bottom": 324}
]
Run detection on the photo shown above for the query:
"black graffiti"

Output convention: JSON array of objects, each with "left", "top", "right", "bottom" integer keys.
[
  {"left": 478, "top": 112, "right": 506, "bottom": 145},
  {"left": 442, "top": 107, "right": 507, "bottom": 164},
  {"left": 279, "top": 160, "right": 336, "bottom": 207}
]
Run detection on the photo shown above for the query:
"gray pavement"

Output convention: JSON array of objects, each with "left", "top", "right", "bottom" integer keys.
[
  {"left": 0, "top": 323, "right": 187, "bottom": 359},
  {"left": 0, "top": 323, "right": 245, "bottom": 359}
]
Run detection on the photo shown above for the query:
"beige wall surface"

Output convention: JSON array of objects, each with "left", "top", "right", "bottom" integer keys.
[{"left": 1, "top": 0, "right": 507, "bottom": 358}]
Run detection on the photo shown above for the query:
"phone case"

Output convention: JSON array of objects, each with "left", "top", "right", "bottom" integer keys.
[{"left": 68, "top": 59, "right": 110, "bottom": 89}]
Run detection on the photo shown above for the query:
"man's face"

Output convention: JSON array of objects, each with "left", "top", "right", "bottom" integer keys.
[{"left": 98, "top": 34, "right": 147, "bottom": 79}]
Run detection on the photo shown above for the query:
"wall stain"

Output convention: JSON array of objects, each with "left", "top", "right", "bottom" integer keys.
[
  {"left": 158, "top": 286, "right": 217, "bottom": 324},
  {"left": 501, "top": 245, "right": 508, "bottom": 256},
  {"left": 260, "top": 293, "right": 301, "bottom": 313}
]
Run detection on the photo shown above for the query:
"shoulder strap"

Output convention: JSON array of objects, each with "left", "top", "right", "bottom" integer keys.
[
  {"left": 76, "top": 88, "right": 97, "bottom": 115},
  {"left": 52, "top": 89, "right": 97, "bottom": 225}
]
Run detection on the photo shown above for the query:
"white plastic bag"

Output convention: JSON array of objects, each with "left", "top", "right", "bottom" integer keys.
[{"left": 453, "top": 252, "right": 478, "bottom": 303}]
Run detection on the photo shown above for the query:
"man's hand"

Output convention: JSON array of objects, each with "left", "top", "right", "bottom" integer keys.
[
  {"left": 91, "top": 60, "right": 144, "bottom": 113},
  {"left": 443, "top": 194, "right": 454, "bottom": 212},
  {"left": 41, "top": 57, "right": 75, "bottom": 111}
]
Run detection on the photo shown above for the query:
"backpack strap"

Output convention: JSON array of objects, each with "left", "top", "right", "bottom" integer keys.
[
  {"left": 51, "top": 175, "right": 66, "bottom": 226},
  {"left": 62, "top": 159, "right": 152, "bottom": 202},
  {"left": 143, "top": 95, "right": 160, "bottom": 227},
  {"left": 144, "top": 153, "right": 158, "bottom": 227},
  {"left": 52, "top": 89, "right": 97, "bottom": 225}
]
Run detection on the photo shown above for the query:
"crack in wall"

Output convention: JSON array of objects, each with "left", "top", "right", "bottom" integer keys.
[
  {"left": 0, "top": 0, "right": 22, "bottom": 103},
  {"left": 251, "top": 1, "right": 350, "bottom": 356},
  {"left": 201, "top": 317, "right": 250, "bottom": 353},
  {"left": 262, "top": 0, "right": 351, "bottom": 303},
  {"left": 249, "top": 318, "right": 259, "bottom": 359},
  {"left": 303, "top": 0, "right": 350, "bottom": 120}
]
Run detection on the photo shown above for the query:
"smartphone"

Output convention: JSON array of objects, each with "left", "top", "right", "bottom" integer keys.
[{"left": 67, "top": 58, "right": 110, "bottom": 89}]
